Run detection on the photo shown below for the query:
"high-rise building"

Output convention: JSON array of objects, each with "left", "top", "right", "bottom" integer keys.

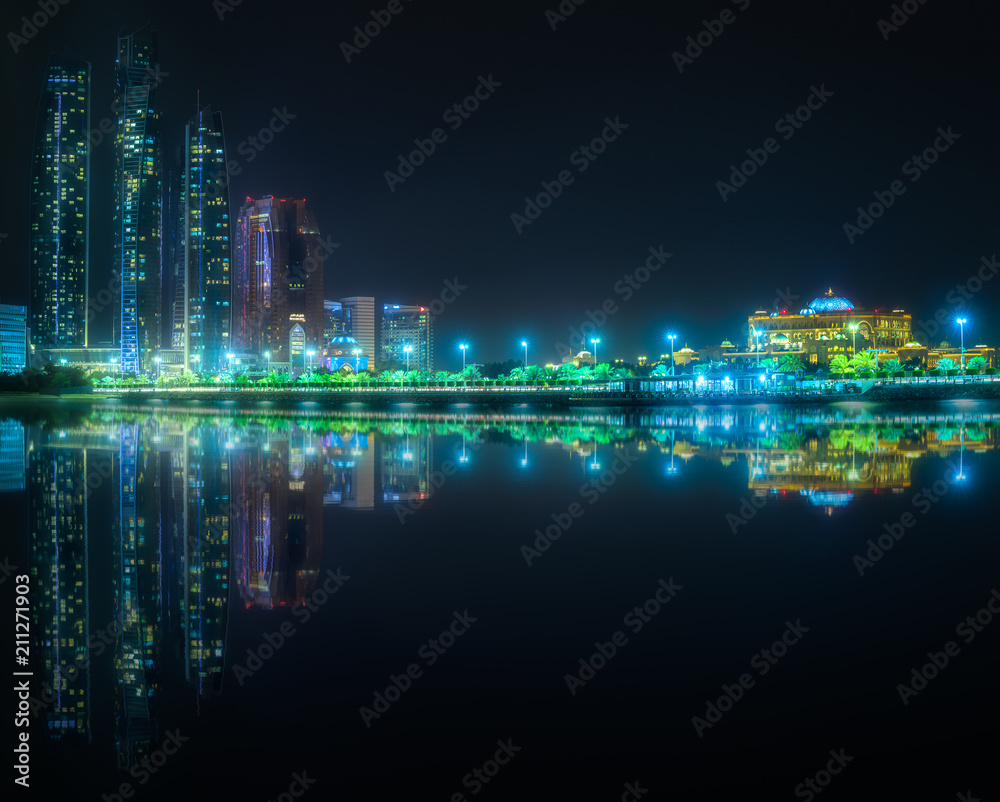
[
  {"left": 323, "top": 300, "right": 344, "bottom": 344},
  {"left": 0, "top": 304, "right": 28, "bottom": 372},
  {"left": 381, "top": 304, "right": 433, "bottom": 371},
  {"left": 181, "top": 105, "right": 231, "bottom": 373},
  {"left": 114, "top": 27, "right": 162, "bottom": 375},
  {"left": 339, "top": 296, "right": 375, "bottom": 367},
  {"left": 233, "top": 197, "right": 324, "bottom": 369},
  {"left": 29, "top": 50, "right": 90, "bottom": 351}
]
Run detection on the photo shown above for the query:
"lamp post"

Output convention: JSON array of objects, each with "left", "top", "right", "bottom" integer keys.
[
  {"left": 353, "top": 348, "right": 360, "bottom": 372},
  {"left": 667, "top": 333, "right": 677, "bottom": 374},
  {"left": 404, "top": 344, "right": 412, "bottom": 373},
  {"left": 460, "top": 343, "right": 468, "bottom": 371},
  {"left": 154, "top": 356, "right": 161, "bottom": 381},
  {"left": 264, "top": 350, "right": 271, "bottom": 374},
  {"left": 751, "top": 329, "right": 760, "bottom": 366},
  {"left": 957, "top": 317, "right": 967, "bottom": 376},
  {"left": 590, "top": 337, "right": 600, "bottom": 367},
  {"left": 522, "top": 341, "right": 527, "bottom": 369},
  {"left": 848, "top": 323, "right": 858, "bottom": 362},
  {"left": 109, "top": 357, "right": 117, "bottom": 377}
]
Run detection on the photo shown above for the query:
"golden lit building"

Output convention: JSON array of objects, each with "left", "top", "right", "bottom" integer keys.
[{"left": 748, "top": 289, "right": 912, "bottom": 366}]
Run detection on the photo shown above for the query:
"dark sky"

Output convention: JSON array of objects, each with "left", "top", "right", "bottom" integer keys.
[{"left": 1, "top": 0, "right": 997, "bottom": 368}]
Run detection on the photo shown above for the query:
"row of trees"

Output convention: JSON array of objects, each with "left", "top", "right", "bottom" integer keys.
[{"left": 827, "top": 353, "right": 990, "bottom": 376}]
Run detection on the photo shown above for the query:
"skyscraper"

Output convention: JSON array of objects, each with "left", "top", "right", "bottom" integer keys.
[
  {"left": 29, "top": 50, "right": 90, "bottom": 350},
  {"left": 114, "top": 28, "right": 162, "bottom": 375},
  {"left": 381, "top": 304, "right": 433, "bottom": 371},
  {"left": 0, "top": 304, "right": 28, "bottom": 372},
  {"left": 233, "top": 197, "right": 324, "bottom": 368},
  {"left": 339, "top": 296, "right": 376, "bottom": 368},
  {"left": 181, "top": 105, "right": 231, "bottom": 372}
]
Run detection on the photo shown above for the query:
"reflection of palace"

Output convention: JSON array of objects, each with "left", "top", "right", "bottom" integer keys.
[{"left": 322, "top": 432, "right": 374, "bottom": 510}]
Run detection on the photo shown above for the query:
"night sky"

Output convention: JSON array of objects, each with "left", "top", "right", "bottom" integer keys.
[{"left": 1, "top": 0, "right": 997, "bottom": 368}]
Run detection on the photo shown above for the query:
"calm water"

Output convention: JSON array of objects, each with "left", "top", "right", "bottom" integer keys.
[{"left": 3, "top": 400, "right": 999, "bottom": 799}]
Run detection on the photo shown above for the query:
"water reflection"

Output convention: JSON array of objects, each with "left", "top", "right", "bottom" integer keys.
[{"left": 6, "top": 402, "right": 998, "bottom": 767}]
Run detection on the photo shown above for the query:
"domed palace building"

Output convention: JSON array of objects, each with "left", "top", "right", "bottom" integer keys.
[{"left": 747, "top": 289, "right": 913, "bottom": 366}]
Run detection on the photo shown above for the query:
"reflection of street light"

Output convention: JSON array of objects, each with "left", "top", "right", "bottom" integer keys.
[
  {"left": 460, "top": 343, "right": 468, "bottom": 371},
  {"left": 521, "top": 436, "right": 528, "bottom": 467},
  {"left": 590, "top": 337, "right": 600, "bottom": 366},
  {"left": 667, "top": 334, "right": 677, "bottom": 374},
  {"left": 522, "top": 341, "right": 527, "bottom": 368},
  {"left": 956, "top": 318, "right": 967, "bottom": 376}
]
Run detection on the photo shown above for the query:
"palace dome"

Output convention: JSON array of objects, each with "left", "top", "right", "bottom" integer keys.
[{"left": 808, "top": 288, "right": 855, "bottom": 312}]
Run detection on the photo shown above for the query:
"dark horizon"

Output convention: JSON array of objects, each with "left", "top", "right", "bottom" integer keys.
[{"left": 1, "top": 0, "right": 996, "bottom": 370}]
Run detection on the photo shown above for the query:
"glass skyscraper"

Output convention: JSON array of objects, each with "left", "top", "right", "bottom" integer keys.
[
  {"left": 29, "top": 50, "right": 90, "bottom": 350},
  {"left": 182, "top": 106, "right": 231, "bottom": 373},
  {"left": 114, "top": 28, "right": 162, "bottom": 375},
  {"left": 381, "top": 304, "right": 433, "bottom": 371}
]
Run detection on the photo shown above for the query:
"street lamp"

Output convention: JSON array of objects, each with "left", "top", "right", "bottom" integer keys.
[
  {"left": 590, "top": 337, "right": 600, "bottom": 367},
  {"left": 521, "top": 341, "right": 527, "bottom": 368},
  {"left": 404, "top": 344, "right": 412, "bottom": 372},
  {"left": 353, "top": 348, "right": 360, "bottom": 372},
  {"left": 460, "top": 343, "right": 468, "bottom": 371},
  {"left": 848, "top": 323, "right": 858, "bottom": 361},
  {"left": 306, "top": 349, "right": 316, "bottom": 373},
  {"left": 109, "top": 357, "right": 117, "bottom": 377},
  {"left": 957, "top": 318, "right": 967, "bottom": 376},
  {"left": 264, "top": 350, "right": 271, "bottom": 373},
  {"left": 154, "top": 356, "right": 161, "bottom": 380},
  {"left": 751, "top": 329, "right": 760, "bottom": 366},
  {"left": 667, "top": 334, "right": 677, "bottom": 375}
]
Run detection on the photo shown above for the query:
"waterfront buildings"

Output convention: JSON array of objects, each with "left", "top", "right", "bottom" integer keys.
[
  {"left": 114, "top": 27, "right": 163, "bottom": 374},
  {"left": 233, "top": 197, "right": 324, "bottom": 370},
  {"left": 0, "top": 305, "right": 29, "bottom": 372},
  {"left": 339, "top": 296, "right": 376, "bottom": 366},
  {"left": 29, "top": 50, "right": 90, "bottom": 351},
  {"left": 381, "top": 304, "right": 433, "bottom": 371},
  {"left": 180, "top": 105, "right": 231, "bottom": 373},
  {"left": 323, "top": 335, "right": 370, "bottom": 372}
]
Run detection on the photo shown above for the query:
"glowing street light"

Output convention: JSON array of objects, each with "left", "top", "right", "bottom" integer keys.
[
  {"left": 154, "top": 356, "right": 161, "bottom": 380},
  {"left": 751, "top": 328, "right": 761, "bottom": 366},
  {"left": 306, "top": 349, "right": 316, "bottom": 372},
  {"left": 352, "top": 348, "right": 361, "bottom": 372},
  {"left": 848, "top": 323, "right": 858, "bottom": 358},
  {"left": 264, "top": 350, "right": 271, "bottom": 373},
  {"left": 460, "top": 343, "right": 468, "bottom": 371},
  {"left": 404, "top": 343, "right": 412, "bottom": 372},
  {"left": 521, "top": 341, "right": 528, "bottom": 368},
  {"left": 590, "top": 337, "right": 600, "bottom": 367},
  {"left": 957, "top": 317, "right": 967, "bottom": 375},
  {"left": 667, "top": 333, "right": 677, "bottom": 375}
]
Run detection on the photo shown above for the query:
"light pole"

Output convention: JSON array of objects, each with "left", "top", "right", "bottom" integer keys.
[
  {"left": 306, "top": 349, "right": 316, "bottom": 373},
  {"left": 522, "top": 341, "right": 527, "bottom": 369},
  {"left": 957, "top": 317, "right": 967, "bottom": 376},
  {"left": 154, "top": 356, "right": 161, "bottom": 381},
  {"left": 264, "top": 350, "right": 271, "bottom": 373},
  {"left": 667, "top": 334, "right": 677, "bottom": 375},
  {"left": 404, "top": 344, "right": 412, "bottom": 373},
  {"left": 460, "top": 343, "right": 468, "bottom": 371},
  {"left": 353, "top": 348, "right": 360, "bottom": 372},
  {"left": 109, "top": 357, "right": 117, "bottom": 378},
  {"left": 848, "top": 323, "right": 858, "bottom": 363},
  {"left": 751, "top": 329, "right": 760, "bottom": 366},
  {"left": 590, "top": 337, "right": 600, "bottom": 367}
]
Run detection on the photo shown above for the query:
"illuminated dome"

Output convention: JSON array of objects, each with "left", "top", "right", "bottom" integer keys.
[
  {"left": 807, "top": 288, "right": 855, "bottom": 313},
  {"left": 799, "top": 307, "right": 816, "bottom": 315},
  {"left": 330, "top": 336, "right": 360, "bottom": 346}
]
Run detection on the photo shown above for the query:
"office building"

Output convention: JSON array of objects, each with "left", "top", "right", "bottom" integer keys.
[
  {"left": 181, "top": 105, "right": 231, "bottom": 372},
  {"left": 0, "top": 305, "right": 29, "bottom": 372},
  {"left": 114, "top": 27, "right": 162, "bottom": 374},
  {"left": 339, "top": 296, "right": 375, "bottom": 368},
  {"left": 29, "top": 50, "right": 90, "bottom": 351},
  {"left": 381, "top": 304, "right": 433, "bottom": 371}
]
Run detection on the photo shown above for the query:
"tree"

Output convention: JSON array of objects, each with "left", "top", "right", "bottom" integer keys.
[
  {"left": 849, "top": 351, "right": 877, "bottom": 375},
  {"left": 778, "top": 353, "right": 804, "bottom": 374},
  {"left": 966, "top": 356, "right": 987, "bottom": 371},
  {"left": 592, "top": 363, "right": 612, "bottom": 381},
  {"left": 523, "top": 365, "right": 544, "bottom": 385},
  {"left": 882, "top": 359, "right": 904, "bottom": 374},
  {"left": 650, "top": 364, "right": 670, "bottom": 377},
  {"left": 829, "top": 354, "right": 849, "bottom": 376},
  {"left": 935, "top": 357, "right": 956, "bottom": 371}
]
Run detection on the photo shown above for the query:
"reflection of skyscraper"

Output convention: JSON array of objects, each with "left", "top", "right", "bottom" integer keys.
[
  {"left": 233, "top": 197, "right": 324, "bottom": 366},
  {"left": 231, "top": 426, "right": 323, "bottom": 607},
  {"left": 0, "top": 420, "right": 26, "bottom": 492},
  {"left": 115, "top": 423, "right": 160, "bottom": 769},
  {"left": 29, "top": 445, "right": 90, "bottom": 743},
  {"left": 115, "top": 27, "right": 162, "bottom": 374},
  {"left": 381, "top": 434, "right": 432, "bottom": 502},
  {"left": 30, "top": 50, "right": 90, "bottom": 350}
]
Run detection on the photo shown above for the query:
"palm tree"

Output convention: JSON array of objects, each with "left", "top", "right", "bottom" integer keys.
[
  {"left": 966, "top": 356, "right": 987, "bottom": 371},
  {"left": 557, "top": 363, "right": 579, "bottom": 383},
  {"left": 507, "top": 366, "right": 525, "bottom": 382},
  {"left": 778, "top": 353, "right": 803, "bottom": 374},
  {"left": 829, "top": 354, "right": 849, "bottom": 376},
  {"left": 882, "top": 359, "right": 904, "bottom": 374},
  {"left": 434, "top": 370, "right": 451, "bottom": 386},
  {"left": 849, "top": 351, "right": 877, "bottom": 375},
  {"left": 650, "top": 364, "right": 670, "bottom": 377},
  {"left": 523, "top": 365, "right": 544, "bottom": 385},
  {"left": 935, "top": 357, "right": 956, "bottom": 371},
  {"left": 592, "top": 363, "right": 612, "bottom": 382}
]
